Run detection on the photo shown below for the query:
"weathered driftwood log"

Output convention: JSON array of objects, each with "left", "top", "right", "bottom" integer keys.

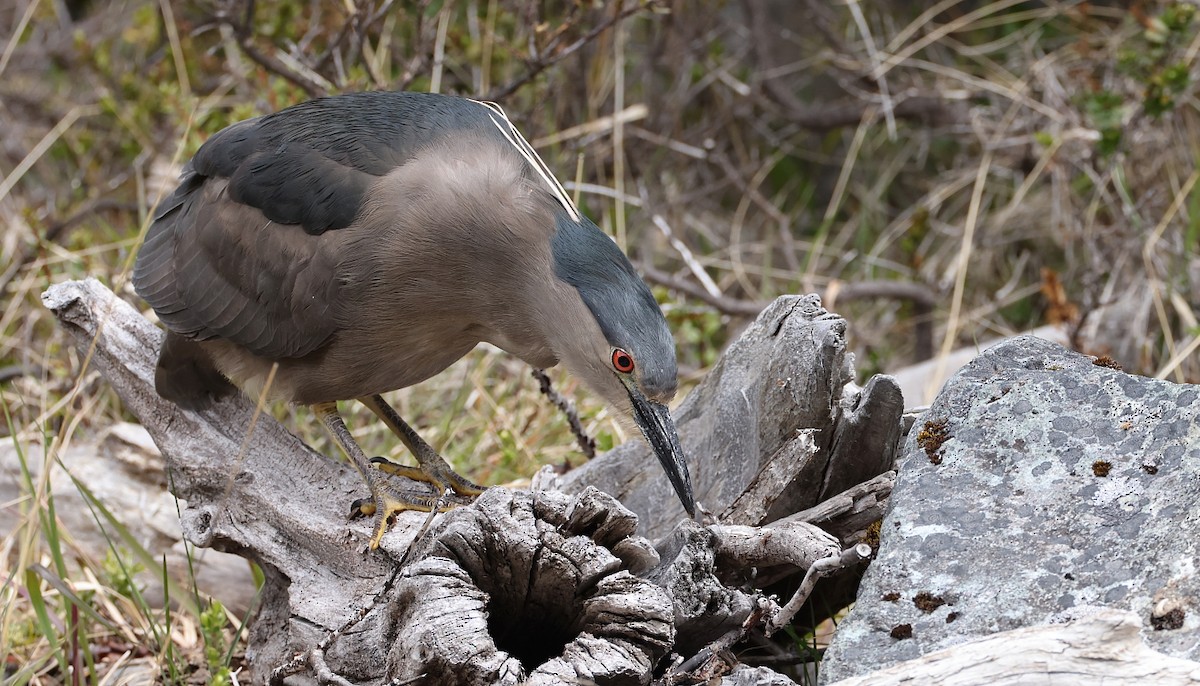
[
  {"left": 823, "top": 610, "right": 1200, "bottom": 686},
  {"left": 44, "top": 279, "right": 902, "bottom": 685},
  {"left": 44, "top": 279, "right": 405, "bottom": 680}
]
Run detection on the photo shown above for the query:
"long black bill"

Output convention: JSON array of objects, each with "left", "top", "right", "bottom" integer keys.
[{"left": 628, "top": 388, "right": 696, "bottom": 517}]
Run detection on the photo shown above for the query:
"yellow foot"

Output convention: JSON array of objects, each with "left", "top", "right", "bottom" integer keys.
[
  {"left": 361, "top": 489, "right": 439, "bottom": 550},
  {"left": 368, "top": 455, "right": 485, "bottom": 497},
  {"left": 349, "top": 481, "right": 476, "bottom": 549}
]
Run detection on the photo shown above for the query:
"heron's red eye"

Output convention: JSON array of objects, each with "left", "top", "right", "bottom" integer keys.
[{"left": 611, "top": 348, "right": 635, "bottom": 373}]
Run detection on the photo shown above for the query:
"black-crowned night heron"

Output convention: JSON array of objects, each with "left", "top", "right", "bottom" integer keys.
[{"left": 133, "top": 91, "right": 695, "bottom": 548}]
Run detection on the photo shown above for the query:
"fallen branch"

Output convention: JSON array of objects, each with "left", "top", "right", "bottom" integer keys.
[
  {"left": 660, "top": 598, "right": 774, "bottom": 685},
  {"left": 767, "top": 544, "right": 872, "bottom": 635},
  {"left": 531, "top": 368, "right": 595, "bottom": 459}
]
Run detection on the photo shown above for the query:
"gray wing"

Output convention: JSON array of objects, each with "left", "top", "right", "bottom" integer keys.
[
  {"left": 132, "top": 92, "right": 515, "bottom": 359},
  {"left": 133, "top": 173, "right": 343, "bottom": 359}
]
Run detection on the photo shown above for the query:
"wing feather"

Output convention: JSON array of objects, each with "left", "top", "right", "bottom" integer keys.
[{"left": 134, "top": 178, "right": 341, "bottom": 358}]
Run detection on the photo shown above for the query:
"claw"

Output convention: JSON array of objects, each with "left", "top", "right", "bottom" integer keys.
[
  {"left": 318, "top": 398, "right": 485, "bottom": 549},
  {"left": 350, "top": 497, "right": 375, "bottom": 519}
]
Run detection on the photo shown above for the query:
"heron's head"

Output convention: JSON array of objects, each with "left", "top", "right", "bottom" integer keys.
[{"left": 547, "top": 212, "right": 696, "bottom": 517}]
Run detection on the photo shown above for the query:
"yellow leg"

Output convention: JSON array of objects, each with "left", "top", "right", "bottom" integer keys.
[{"left": 314, "top": 401, "right": 441, "bottom": 549}]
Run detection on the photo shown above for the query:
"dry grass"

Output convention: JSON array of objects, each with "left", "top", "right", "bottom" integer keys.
[{"left": 2, "top": 0, "right": 1198, "bottom": 682}]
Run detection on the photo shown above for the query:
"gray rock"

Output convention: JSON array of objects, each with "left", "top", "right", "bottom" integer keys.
[
  {"left": 722, "top": 665, "right": 800, "bottom": 685},
  {"left": 820, "top": 335, "right": 1200, "bottom": 683}
]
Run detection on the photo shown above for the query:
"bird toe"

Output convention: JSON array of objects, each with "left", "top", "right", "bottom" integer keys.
[
  {"left": 370, "top": 455, "right": 484, "bottom": 498},
  {"left": 366, "top": 491, "right": 439, "bottom": 549},
  {"left": 349, "top": 496, "right": 375, "bottom": 519}
]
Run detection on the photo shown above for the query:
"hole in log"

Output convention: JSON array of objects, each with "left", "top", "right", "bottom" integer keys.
[
  {"left": 387, "top": 489, "right": 674, "bottom": 685},
  {"left": 486, "top": 591, "right": 578, "bottom": 670}
]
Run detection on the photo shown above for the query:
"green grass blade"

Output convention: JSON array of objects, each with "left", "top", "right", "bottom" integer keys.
[
  {"left": 24, "top": 567, "right": 68, "bottom": 679},
  {"left": 28, "top": 563, "right": 118, "bottom": 634},
  {"left": 2, "top": 402, "right": 70, "bottom": 582},
  {"left": 55, "top": 460, "right": 198, "bottom": 617}
]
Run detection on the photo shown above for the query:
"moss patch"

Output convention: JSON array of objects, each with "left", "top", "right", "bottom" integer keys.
[{"left": 917, "top": 419, "right": 950, "bottom": 465}]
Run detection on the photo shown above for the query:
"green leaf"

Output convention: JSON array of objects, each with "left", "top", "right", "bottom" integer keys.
[{"left": 595, "top": 432, "right": 614, "bottom": 452}]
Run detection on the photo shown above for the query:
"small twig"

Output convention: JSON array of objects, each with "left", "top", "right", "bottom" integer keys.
[
  {"left": 311, "top": 647, "right": 356, "bottom": 686},
  {"left": 532, "top": 368, "right": 595, "bottom": 459},
  {"left": 237, "top": 38, "right": 326, "bottom": 98},
  {"left": 661, "top": 597, "right": 773, "bottom": 685},
  {"left": 626, "top": 126, "right": 710, "bottom": 160},
  {"left": 640, "top": 264, "right": 766, "bottom": 317},
  {"left": 273, "top": 50, "right": 336, "bottom": 93},
  {"left": 393, "top": 0, "right": 435, "bottom": 90},
  {"left": 637, "top": 181, "right": 723, "bottom": 300},
  {"left": 334, "top": 0, "right": 400, "bottom": 91},
  {"left": 766, "top": 544, "right": 872, "bottom": 635},
  {"left": 396, "top": 489, "right": 454, "bottom": 568},
  {"left": 353, "top": 5, "right": 389, "bottom": 90},
  {"left": 267, "top": 652, "right": 308, "bottom": 685},
  {"left": 561, "top": 181, "right": 643, "bottom": 206},
  {"left": 530, "top": 104, "right": 649, "bottom": 148},
  {"left": 642, "top": 264, "right": 938, "bottom": 356},
  {"left": 311, "top": 16, "right": 354, "bottom": 74},
  {"left": 210, "top": 3, "right": 329, "bottom": 99},
  {"left": 742, "top": 0, "right": 950, "bottom": 131},
  {"left": 846, "top": 0, "right": 896, "bottom": 138}
]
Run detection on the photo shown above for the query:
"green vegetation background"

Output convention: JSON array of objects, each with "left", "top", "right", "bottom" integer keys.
[{"left": 2, "top": 0, "right": 1197, "bottom": 682}]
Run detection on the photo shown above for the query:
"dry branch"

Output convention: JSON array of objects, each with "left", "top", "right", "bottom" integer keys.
[
  {"left": 640, "top": 265, "right": 936, "bottom": 360},
  {"left": 484, "top": 2, "right": 652, "bottom": 101}
]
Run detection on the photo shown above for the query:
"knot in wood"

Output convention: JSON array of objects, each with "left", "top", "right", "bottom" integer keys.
[{"left": 387, "top": 487, "right": 675, "bottom": 685}]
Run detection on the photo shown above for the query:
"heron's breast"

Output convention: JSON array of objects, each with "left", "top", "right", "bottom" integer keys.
[{"left": 299, "top": 321, "right": 480, "bottom": 403}]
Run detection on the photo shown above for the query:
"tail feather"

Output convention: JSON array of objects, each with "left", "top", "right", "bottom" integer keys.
[{"left": 154, "top": 331, "right": 236, "bottom": 410}]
